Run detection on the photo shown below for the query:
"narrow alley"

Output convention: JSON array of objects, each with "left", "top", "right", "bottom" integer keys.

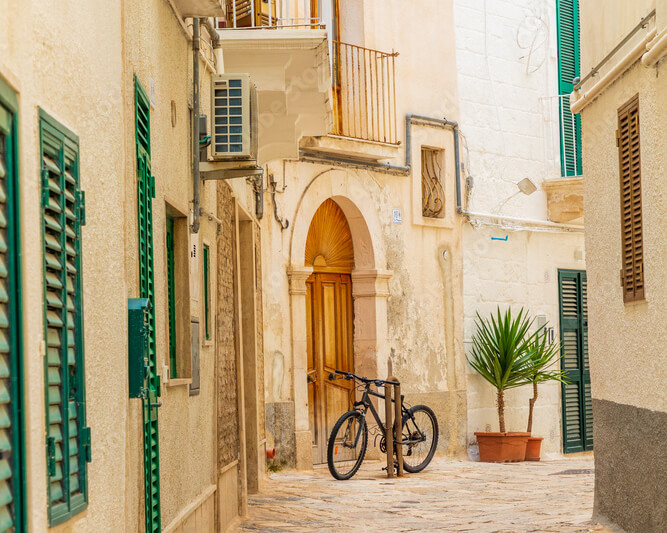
[{"left": 234, "top": 457, "right": 609, "bottom": 533}]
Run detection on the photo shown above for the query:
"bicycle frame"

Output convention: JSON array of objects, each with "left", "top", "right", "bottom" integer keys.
[{"left": 346, "top": 382, "right": 423, "bottom": 449}]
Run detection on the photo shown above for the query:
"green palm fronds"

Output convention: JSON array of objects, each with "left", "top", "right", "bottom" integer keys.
[
  {"left": 524, "top": 326, "right": 569, "bottom": 432},
  {"left": 467, "top": 307, "right": 535, "bottom": 392},
  {"left": 525, "top": 329, "right": 568, "bottom": 385}
]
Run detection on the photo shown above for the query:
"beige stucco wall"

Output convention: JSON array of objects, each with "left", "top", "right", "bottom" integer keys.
[
  {"left": 2, "top": 0, "right": 247, "bottom": 530},
  {"left": 578, "top": 4, "right": 666, "bottom": 529},
  {"left": 580, "top": 0, "right": 656, "bottom": 72},
  {"left": 579, "top": 56, "right": 666, "bottom": 413},
  {"left": 262, "top": 0, "right": 467, "bottom": 464},
  {"left": 122, "top": 1, "right": 222, "bottom": 530},
  {"left": 0, "top": 0, "right": 129, "bottom": 530}
]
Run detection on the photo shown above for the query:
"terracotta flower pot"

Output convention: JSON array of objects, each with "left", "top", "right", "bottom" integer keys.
[
  {"left": 525, "top": 437, "right": 543, "bottom": 461},
  {"left": 475, "top": 432, "right": 530, "bottom": 462}
]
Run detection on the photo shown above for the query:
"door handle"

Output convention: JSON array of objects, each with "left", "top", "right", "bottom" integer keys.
[
  {"left": 307, "top": 374, "right": 316, "bottom": 384},
  {"left": 151, "top": 401, "right": 162, "bottom": 408}
]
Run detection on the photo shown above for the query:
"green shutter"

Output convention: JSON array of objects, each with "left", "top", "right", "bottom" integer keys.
[
  {"left": 0, "top": 79, "right": 25, "bottom": 533},
  {"left": 556, "top": 0, "right": 582, "bottom": 177},
  {"left": 39, "top": 110, "right": 90, "bottom": 526},
  {"left": 135, "top": 76, "right": 162, "bottom": 533},
  {"left": 203, "top": 245, "right": 210, "bottom": 341},
  {"left": 558, "top": 269, "right": 592, "bottom": 453},
  {"left": 166, "top": 215, "right": 177, "bottom": 377}
]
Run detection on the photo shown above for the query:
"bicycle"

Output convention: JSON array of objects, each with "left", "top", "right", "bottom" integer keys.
[{"left": 326, "top": 369, "right": 439, "bottom": 480}]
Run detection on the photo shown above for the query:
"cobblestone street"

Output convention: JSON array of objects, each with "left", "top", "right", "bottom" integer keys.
[{"left": 234, "top": 457, "right": 611, "bottom": 533}]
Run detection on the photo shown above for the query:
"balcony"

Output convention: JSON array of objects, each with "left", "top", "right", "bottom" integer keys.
[
  {"left": 173, "top": 0, "right": 223, "bottom": 16},
  {"left": 220, "top": 1, "right": 399, "bottom": 161},
  {"left": 543, "top": 95, "right": 584, "bottom": 225},
  {"left": 331, "top": 41, "right": 399, "bottom": 145},
  {"left": 219, "top": 0, "right": 332, "bottom": 162},
  {"left": 223, "top": 0, "right": 320, "bottom": 29}
]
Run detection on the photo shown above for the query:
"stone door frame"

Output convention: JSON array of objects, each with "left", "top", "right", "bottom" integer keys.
[{"left": 287, "top": 173, "right": 392, "bottom": 469}]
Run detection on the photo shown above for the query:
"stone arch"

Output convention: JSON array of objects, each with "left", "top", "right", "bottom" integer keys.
[
  {"left": 286, "top": 168, "right": 392, "bottom": 469},
  {"left": 289, "top": 168, "right": 385, "bottom": 271},
  {"left": 305, "top": 199, "right": 355, "bottom": 270}
]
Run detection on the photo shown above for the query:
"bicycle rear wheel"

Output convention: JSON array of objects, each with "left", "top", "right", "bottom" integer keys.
[
  {"left": 327, "top": 410, "right": 368, "bottom": 480},
  {"left": 401, "top": 405, "right": 438, "bottom": 473}
]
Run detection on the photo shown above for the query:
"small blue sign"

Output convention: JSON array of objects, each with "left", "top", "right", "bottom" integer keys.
[{"left": 392, "top": 208, "right": 402, "bottom": 224}]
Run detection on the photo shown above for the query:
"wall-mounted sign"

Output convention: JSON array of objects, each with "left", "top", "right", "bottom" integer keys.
[{"left": 392, "top": 208, "right": 402, "bottom": 224}]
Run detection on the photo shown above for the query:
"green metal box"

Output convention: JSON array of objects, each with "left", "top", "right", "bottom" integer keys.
[{"left": 128, "top": 298, "right": 150, "bottom": 398}]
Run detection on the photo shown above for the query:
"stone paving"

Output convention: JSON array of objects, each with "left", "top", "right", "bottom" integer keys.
[{"left": 233, "top": 456, "right": 612, "bottom": 533}]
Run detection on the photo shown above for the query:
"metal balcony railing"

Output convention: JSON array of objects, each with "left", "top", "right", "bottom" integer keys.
[
  {"left": 223, "top": 3, "right": 400, "bottom": 145},
  {"left": 331, "top": 41, "right": 399, "bottom": 144},
  {"left": 224, "top": 0, "right": 321, "bottom": 29}
]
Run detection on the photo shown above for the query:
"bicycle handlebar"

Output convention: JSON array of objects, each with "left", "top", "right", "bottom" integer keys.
[{"left": 331, "top": 369, "right": 400, "bottom": 387}]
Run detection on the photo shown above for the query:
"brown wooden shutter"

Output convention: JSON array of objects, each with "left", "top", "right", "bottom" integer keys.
[{"left": 617, "top": 94, "right": 644, "bottom": 303}]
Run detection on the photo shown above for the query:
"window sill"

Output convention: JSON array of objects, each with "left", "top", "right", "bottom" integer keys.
[{"left": 166, "top": 378, "right": 193, "bottom": 388}]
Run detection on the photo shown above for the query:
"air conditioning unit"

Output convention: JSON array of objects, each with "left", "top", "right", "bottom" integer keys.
[{"left": 210, "top": 73, "right": 258, "bottom": 161}]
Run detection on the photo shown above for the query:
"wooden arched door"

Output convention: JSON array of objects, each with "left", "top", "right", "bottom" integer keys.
[{"left": 305, "top": 200, "right": 355, "bottom": 464}]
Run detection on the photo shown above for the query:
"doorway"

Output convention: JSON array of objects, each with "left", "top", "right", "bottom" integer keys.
[{"left": 305, "top": 200, "right": 355, "bottom": 464}]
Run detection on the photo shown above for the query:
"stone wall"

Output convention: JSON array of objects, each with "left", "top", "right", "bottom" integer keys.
[
  {"left": 216, "top": 182, "right": 240, "bottom": 470},
  {"left": 453, "top": 0, "right": 587, "bottom": 455},
  {"left": 463, "top": 225, "right": 585, "bottom": 453}
]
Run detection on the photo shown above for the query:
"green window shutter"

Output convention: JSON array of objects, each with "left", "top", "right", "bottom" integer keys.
[
  {"left": 135, "top": 76, "right": 162, "bottom": 533},
  {"left": 558, "top": 269, "right": 592, "bottom": 453},
  {"left": 203, "top": 245, "right": 210, "bottom": 341},
  {"left": 166, "top": 215, "right": 177, "bottom": 378},
  {"left": 0, "top": 80, "right": 25, "bottom": 533},
  {"left": 39, "top": 110, "right": 90, "bottom": 526},
  {"left": 556, "top": 0, "right": 582, "bottom": 177}
]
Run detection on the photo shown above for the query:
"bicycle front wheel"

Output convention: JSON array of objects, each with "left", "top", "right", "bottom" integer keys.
[
  {"left": 327, "top": 410, "right": 368, "bottom": 480},
  {"left": 401, "top": 405, "right": 439, "bottom": 473}
]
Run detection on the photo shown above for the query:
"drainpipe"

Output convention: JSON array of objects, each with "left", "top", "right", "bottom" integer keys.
[
  {"left": 299, "top": 150, "right": 410, "bottom": 175},
  {"left": 253, "top": 175, "right": 264, "bottom": 220},
  {"left": 571, "top": 28, "right": 657, "bottom": 114},
  {"left": 200, "top": 17, "right": 224, "bottom": 74},
  {"left": 642, "top": 28, "right": 667, "bottom": 67},
  {"left": 191, "top": 18, "right": 201, "bottom": 233}
]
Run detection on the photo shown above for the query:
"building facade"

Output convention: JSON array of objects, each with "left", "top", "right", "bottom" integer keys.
[
  {"left": 454, "top": 0, "right": 588, "bottom": 456},
  {"left": 574, "top": 0, "right": 666, "bottom": 531},
  {"left": 0, "top": 0, "right": 276, "bottom": 530},
  {"left": 0, "top": 0, "right": 612, "bottom": 531},
  {"left": 223, "top": 0, "right": 592, "bottom": 469},
  {"left": 227, "top": 0, "right": 470, "bottom": 469}
]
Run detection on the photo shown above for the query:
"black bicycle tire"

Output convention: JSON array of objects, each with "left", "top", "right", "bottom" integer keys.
[
  {"left": 327, "top": 410, "right": 368, "bottom": 480},
  {"left": 401, "top": 405, "right": 439, "bottom": 473}
]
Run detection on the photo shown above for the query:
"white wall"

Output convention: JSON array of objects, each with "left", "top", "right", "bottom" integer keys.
[{"left": 453, "top": 0, "right": 587, "bottom": 454}]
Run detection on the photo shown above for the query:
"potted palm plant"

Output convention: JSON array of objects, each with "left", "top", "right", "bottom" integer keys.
[
  {"left": 524, "top": 328, "right": 567, "bottom": 461},
  {"left": 467, "top": 307, "right": 535, "bottom": 462}
]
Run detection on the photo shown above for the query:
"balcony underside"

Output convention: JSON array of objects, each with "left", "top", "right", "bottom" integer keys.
[
  {"left": 300, "top": 134, "right": 401, "bottom": 162},
  {"left": 171, "top": 0, "right": 224, "bottom": 16},
  {"left": 543, "top": 176, "right": 584, "bottom": 224},
  {"left": 220, "top": 29, "right": 333, "bottom": 163}
]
